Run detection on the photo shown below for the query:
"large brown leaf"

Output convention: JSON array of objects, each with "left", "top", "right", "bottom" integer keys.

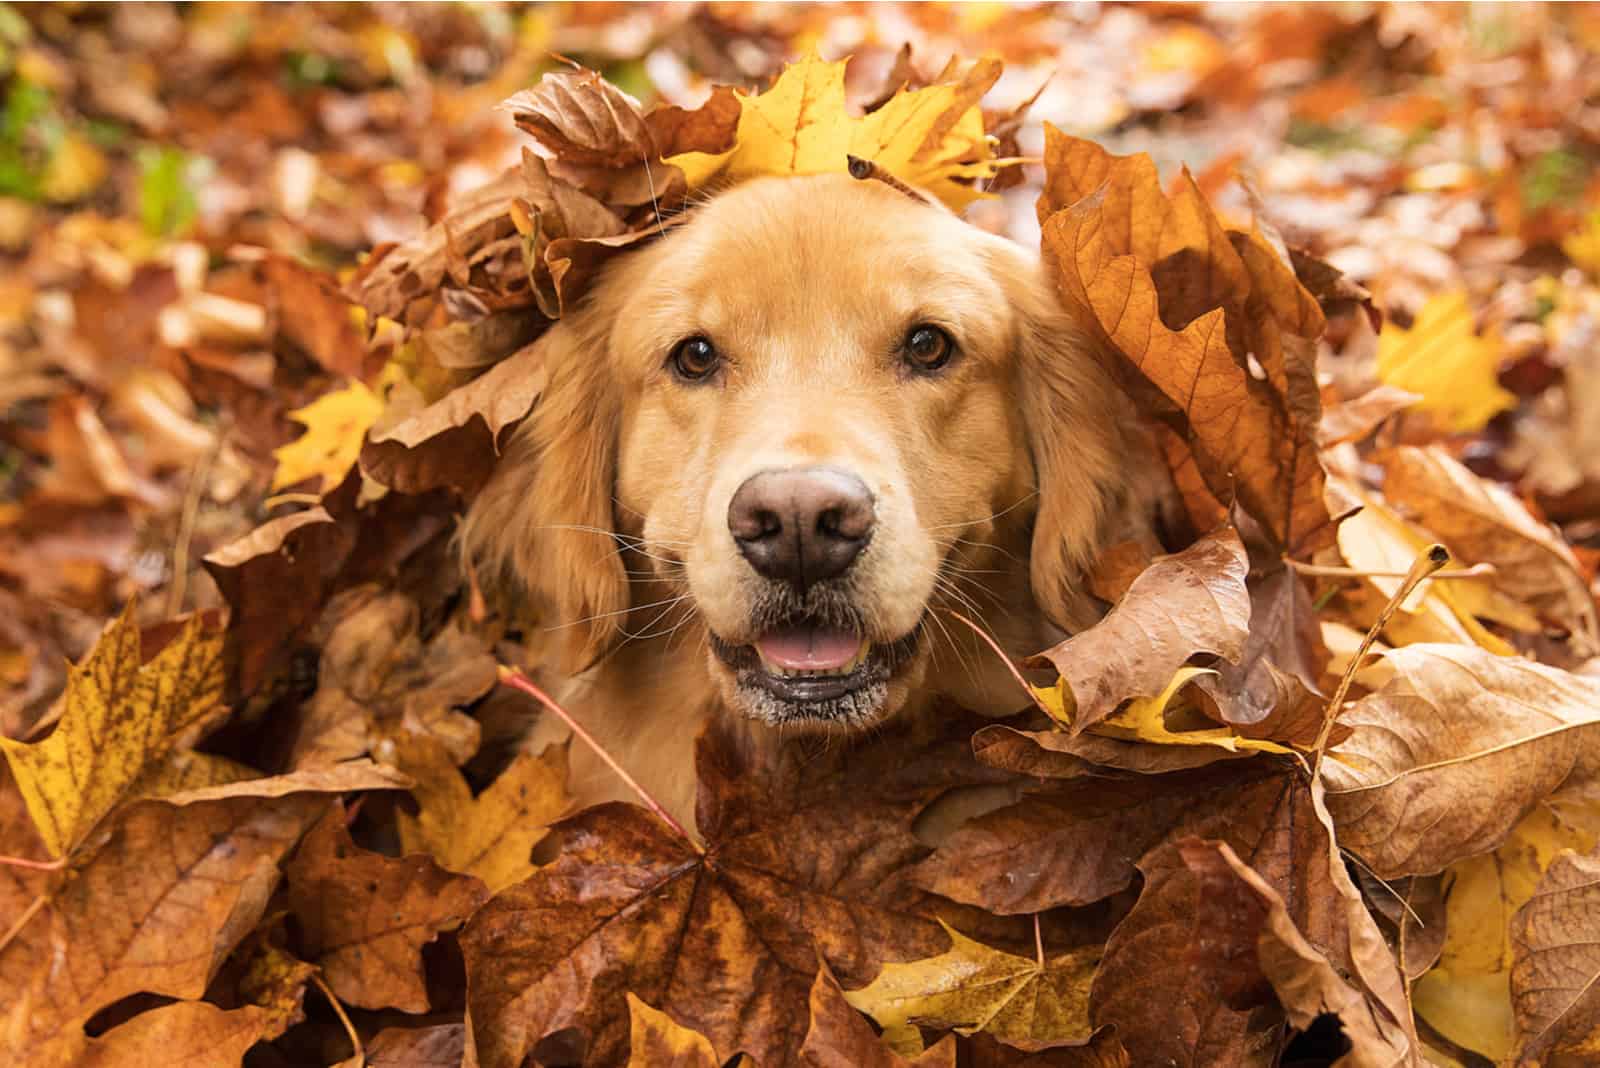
[
  {"left": 1089, "top": 838, "right": 1282, "bottom": 1067},
  {"left": 1509, "top": 844, "right": 1600, "bottom": 1064},
  {"left": 1323, "top": 643, "right": 1600, "bottom": 878},
  {"left": 286, "top": 802, "right": 488, "bottom": 1012},
  {"left": 0, "top": 794, "right": 323, "bottom": 1066},
  {"left": 460, "top": 721, "right": 1004, "bottom": 1068},
  {"left": 502, "top": 68, "right": 653, "bottom": 168},
  {"left": 1027, "top": 527, "right": 1250, "bottom": 734},
  {"left": 1038, "top": 129, "right": 1331, "bottom": 555}
]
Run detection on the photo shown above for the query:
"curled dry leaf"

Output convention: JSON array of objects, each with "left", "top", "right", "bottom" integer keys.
[
  {"left": 844, "top": 919, "right": 1098, "bottom": 1053},
  {"left": 395, "top": 735, "right": 571, "bottom": 895},
  {"left": 1379, "top": 445, "right": 1598, "bottom": 655},
  {"left": 623, "top": 994, "right": 722, "bottom": 1068},
  {"left": 1038, "top": 130, "right": 1331, "bottom": 555},
  {"left": 1027, "top": 526, "right": 1250, "bottom": 734},
  {"left": 360, "top": 336, "right": 548, "bottom": 498},
  {"left": 157, "top": 758, "right": 411, "bottom": 805},
  {"left": 0, "top": 794, "right": 324, "bottom": 1065},
  {"left": 1323, "top": 643, "right": 1600, "bottom": 878},
  {"left": 501, "top": 68, "right": 653, "bottom": 168},
  {"left": 0, "top": 600, "right": 224, "bottom": 858},
  {"left": 802, "top": 965, "right": 957, "bottom": 1068},
  {"left": 1215, "top": 843, "right": 1415, "bottom": 1068},
  {"left": 460, "top": 721, "right": 1002, "bottom": 1068},
  {"left": 286, "top": 802, "right": 489, "bottom": 1013},
  {"left": 1089, "top": 838, "right": 1281, "bottom": 1067},
  {"left": 1320, "top": 385, "right": 1422, "bottom": 446},
  {"left": 1509, "top": 844, "right": 1600, "bottom": 1065}
]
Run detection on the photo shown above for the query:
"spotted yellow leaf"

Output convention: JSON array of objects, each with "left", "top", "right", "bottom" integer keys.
[
  {"left": 1376, "top": 290, "right": 1513, "bottom": 433},
  {"left": 270, "top": 376, "right": 386, "bottom": 493},
  {"left": 844, "top": 919, "right": 1097, "bottom": 1051},
  {"left": 0, "top": 600, "right": 225, "bottom": 858},
  {"left": 666, "top": 52, "right": 1010, "bottom": 212}
]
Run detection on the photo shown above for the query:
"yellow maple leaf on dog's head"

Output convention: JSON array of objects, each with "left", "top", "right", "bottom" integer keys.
[
  {"left": 0, "top": 600, "right": 225, "bottom": 858},
  {"left": 666, "top": 52, "right": 1010, "bottom": 212},
  {"left": 1375, "top": 290, "right": 1513, "bottom": 433}
]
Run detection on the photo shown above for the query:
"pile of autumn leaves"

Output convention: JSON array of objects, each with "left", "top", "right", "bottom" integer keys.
[{"left": 4, "top": 54, "right": 1600, "bottom": 1068}]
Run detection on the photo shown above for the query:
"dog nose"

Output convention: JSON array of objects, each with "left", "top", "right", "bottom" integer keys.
[{"left": 728, "top": 467, "right": 875, "bottom": 587}]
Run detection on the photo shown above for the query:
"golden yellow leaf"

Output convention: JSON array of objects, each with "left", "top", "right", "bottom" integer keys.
[
  {"left": 1562, "top": 209, "right": 1600, "bottom": 276},
  {"left": 666, "top": 52, "right": 1008, "bottom": 212},
  {"left": 1091, "top": 666, "right": 1296, "bottom": 758},
  {"left": 844, "top": 919, "right": 1097, "bottom": 1050},
  {"left": 1376, "top": 290, "right": 1514, "bottom": 432},
  {"left": 395, "top": 736, "right": 570, "bottom": 894},
  {"left": 1414, "top": 801, "right": 1600, "bottom": 1062},
  {"left": 270, "top": 377, "right": 385, "bottom": 493},
  {"left": 0, "top": 601, "right": 224, "bottom": 858},
  {"left": 623, "top": 994, "right": 721, "bottom": 1068}
]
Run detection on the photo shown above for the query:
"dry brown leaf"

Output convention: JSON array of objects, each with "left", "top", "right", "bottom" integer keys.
[
  {"left": 1320, "top": 385, "right": 1422, "bottom": 446},
  {"left": 0, "top": 794, "right": 324, "bottom": 1065},
  {"left": 1323, "top": 643, "right": 1600, "bottom": 878},
  {"left": 623, "top": 994, "right": 723, "bottom": 1068},
  {"left": 395, "top": 735, "right": 570, "bottom": 894},
  {"left": 1509, "top": 844, "right": 1600, "bottom": 1064},
  {"left": 502, "top": 68, "right": 653, "bottom": 168},
  {"left": 158, "top": 758, "right": 411, "bottom": 805},
  {"left": 1379, "top": 445, "right": 1598, "bottom": 655},
  {"left": 77, "top": 1000, "right": 281, "bottom": 1068},
  {"left": 360, "top": 336, "right": 548, "bottom": 498},
  {"left": 330, "top": 1024, "right": 465, "bottom": 1068},
  {"left": 262, "top": 252, "right": 372, "bottom": 380},
  {"left": 286, "top": 802, "right": 488, "bottom": 1012},
  {"left": 1038, "top": 129, "right": 1331, "bottom": 555},
  {"left": 802, "top": 965, "right": 957, "bottom": 1067},
  {"left": 1089, "top": 838, "right": 1281, "bottom": 1066},
  {"left": 460, "top": 720, "right": 1003, "bottom": 1068},
  {"left": 1027, "top": 527, "right": 1250, "bottom": 734}
]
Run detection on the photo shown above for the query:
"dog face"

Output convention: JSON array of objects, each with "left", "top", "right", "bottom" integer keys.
[{"left": 464, "top": 173, "right": 1132, "bottom": 731}]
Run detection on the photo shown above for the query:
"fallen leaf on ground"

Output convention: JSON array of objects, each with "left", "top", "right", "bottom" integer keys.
[
  {"left": 803, "top": 965, "right": 957, "bottom": 1067},
  {"left": 0, "top": 601, "right": 223, "bottom": 858},
  {"left": 271, "top": 377, "right": 386, "bottom": 494},
  {"left": 1509, "top": 843, "right": 1600, "bottom": 1064},
  {"left": 1028, "top": 527, "right": 1250, "bottom": 733},
  {"left": 1375, "top": 290, "right": 1513, "bottom": 433},
  {"left": 1323, "top": 643, "right": 1600, "bottom": 878},
  {"left": 287, "top": 802, "right": 488, "bottom": 1012},
  {"left": 844, "top": 919, "right": 1098, "bottom": 1051}
]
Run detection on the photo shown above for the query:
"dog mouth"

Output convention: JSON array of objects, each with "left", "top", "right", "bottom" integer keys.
[{"left": 709, "top": 615, "right": 921, "bottom": 725}]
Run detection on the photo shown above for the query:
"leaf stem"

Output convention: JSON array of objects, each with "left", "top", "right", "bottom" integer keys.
[
  {"left": 1285, "top": 558, "right": 1492, "bottom": 581},
  {"left": 1309, "top": 544, "right": 1449, "bottom": 777},
  {"left": 311, "top": 971, "right": 363, "bottom": 1065},
  {"left": 497, "top": 665, "right": 703, "bottom": 854},
  {"left": 0, "top": 853, "right": 68, "bottom": 872},
  {"left": 0, "top": 892, "right": 47, "bottom": 956}
]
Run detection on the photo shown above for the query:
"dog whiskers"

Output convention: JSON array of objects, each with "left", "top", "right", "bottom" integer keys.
[
  {"left": 921, "top": 492, "right": 1039, "bottom": 534},
  {"left": 549, "top": 593, "right": 691, "bottom": 632}
]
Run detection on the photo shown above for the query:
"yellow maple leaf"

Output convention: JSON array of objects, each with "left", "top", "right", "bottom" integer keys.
[
  {"left": 1375, "top": 290, "right": 1514, "bottom": 433},
  {"left": 0, "top": 600, "right": 225, "bottom": 858},
  {"left": 395, "top": 736, "right": 570, "bottom": 894},
  {"left": 270, "top": 376, "right": 386, "bottom": 493},
  {"left": 1562, "top": 208, "right": 1600, "bottom": 276},
  {"left": 1413, "top": 799, "right": 1600, "bottom": 1062},
  {"left": 666, "top": 52, "right": 1009, "bottom": 212},
  {"left": 844, "top": 919, "right": 1097, "bottom": 1052}
]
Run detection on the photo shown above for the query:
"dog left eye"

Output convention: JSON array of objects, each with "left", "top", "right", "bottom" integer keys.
[
  {"left": 670, "top": 336, "right": 721, "bottom": 382},
  {"left": 901, "top": 324, "right": 955, "bottom": 373}
]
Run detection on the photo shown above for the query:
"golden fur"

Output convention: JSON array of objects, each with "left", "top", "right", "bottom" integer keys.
[{"left": 461, "top": 173, "right": 1152, "bottom": 826}]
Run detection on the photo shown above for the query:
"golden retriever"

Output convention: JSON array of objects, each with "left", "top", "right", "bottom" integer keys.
[{"left": 461, "top": 172, "right": 1151, "bottom": 827}]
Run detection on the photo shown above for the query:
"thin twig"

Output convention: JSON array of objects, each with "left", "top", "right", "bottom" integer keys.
[
  {"left": 497, "top": 666, "right": 703, "bottom": 853},
  {"left": 1285, "top": 558, "right": 1492, "bottom": 581},
  {"left": 0, "top": 892, "right": 47, "bottom": 956},
  {"left": 936, "top": 608, "right": 1055, "bottom": 719},
  {"left": 166, "top": 424, "right": 226, "bottom": 617},
  {"left": 1309, "top": 544, "right": 1448, "bottom": 777},
  {"left": 311, "top": 971, "right": 363, "bottom": 1066},
  {"left": 0, "top": 852, "right": 68, "bottom": 872},
  {"left": 846, "top": 155, "right": 937, "bottom": 206},
  {"left": 1033, "top": 913, "right": 1044, "bottom": 970}
]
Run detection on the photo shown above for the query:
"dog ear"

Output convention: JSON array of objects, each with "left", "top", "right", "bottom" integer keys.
[
  {"left": 458, "top": 313, "right": 629, "bottom": 671},
  {"left": 1005, "top": 255, "right": 1141, "bottom": 631}
]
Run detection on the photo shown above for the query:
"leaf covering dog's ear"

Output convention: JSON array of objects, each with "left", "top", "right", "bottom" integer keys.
[
  {"left": 459, "top": 313, "right": 629, "bottom": 671},
  {"left": 1003, "top": 250, "right": 1143, "bottom": 632}
]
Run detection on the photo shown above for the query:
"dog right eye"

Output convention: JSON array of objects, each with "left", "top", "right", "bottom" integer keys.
[{"left": 669, "top": 336, "right": 721, "bottom": 382}]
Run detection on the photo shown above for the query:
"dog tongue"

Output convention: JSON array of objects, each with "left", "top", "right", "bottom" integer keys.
[{"left": 756, "top": 626, "right": 862, "bottom": 671}]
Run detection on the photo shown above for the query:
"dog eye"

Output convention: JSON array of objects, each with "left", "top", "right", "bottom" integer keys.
[
  {"left": 669, "top": 336, "right": 721, "bottom": 382},
  {"left": 902, "top": 324, "right": 955, "bottom": 373}
]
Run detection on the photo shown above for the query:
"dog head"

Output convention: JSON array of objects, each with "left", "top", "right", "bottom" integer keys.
[{"left": 463, "top": 172, "right": 1135, "bottom": 730}]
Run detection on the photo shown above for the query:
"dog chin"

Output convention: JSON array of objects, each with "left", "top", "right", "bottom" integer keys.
[{"left": 707, "top": 622, "right": 924, "bottom": 730}]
